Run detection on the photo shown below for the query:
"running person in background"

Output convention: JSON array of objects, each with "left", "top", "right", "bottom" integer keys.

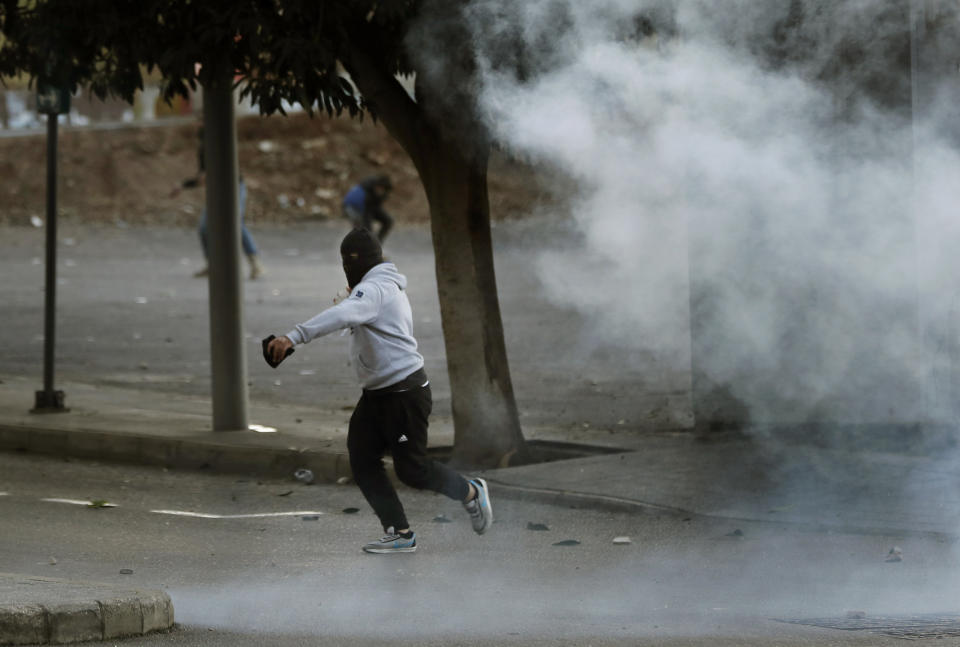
[
  {"left": 342, "top": 174, "right": 394, "bottom": 243},
  {"left": 172, "top": 127, "right": 265, "bottom": 279},
  {"left": 266, "top": 228, "right": 492, "bottom": 553}
]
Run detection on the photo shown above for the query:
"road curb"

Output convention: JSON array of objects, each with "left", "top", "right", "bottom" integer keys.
[
  {"left": 0, "top": 423, "right": 352, "bottom": 483},
  {"left": 0, "top": 574, "right": 174, "bottom": 645},
  {"left": 5, "top": 422, "right": 954, "bottom": 540},
  {"left": 485, "top": 480, "right": 959, "bottom": 541},
  {"left": 484, "top": 479, "right": 692, "bottom": 516}
]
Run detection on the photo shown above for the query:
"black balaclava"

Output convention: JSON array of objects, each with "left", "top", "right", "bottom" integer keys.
[{"left": 341, "top": 227, "right": 383, "bottom": 289}]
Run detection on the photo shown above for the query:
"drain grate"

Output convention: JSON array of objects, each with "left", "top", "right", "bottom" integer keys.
[{"left": 779, "top": 614, "right": 960, "bottom": 640}]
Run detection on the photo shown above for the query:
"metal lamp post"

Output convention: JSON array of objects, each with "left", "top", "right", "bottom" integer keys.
[{"left": 31, "top": 82, "right": 71, "bottom": 414}]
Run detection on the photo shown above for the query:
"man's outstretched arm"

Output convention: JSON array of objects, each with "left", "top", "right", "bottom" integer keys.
[{"left": 270, "top": 286, "right": 383, "bottom": 363}]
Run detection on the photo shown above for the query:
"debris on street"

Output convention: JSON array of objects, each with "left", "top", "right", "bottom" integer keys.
[
  {"left": 526, "top": 522, "right": 550, "bottom": 531},
  {"left": 612, "top": 536, "right": 632, "bottom": 545},
  {"left": 294, "top": 468, "right": 315, "bottom": 484},
  {"left": 119, "top": 569, "right": 134, "bottom": 575},
  {"left": 886, "top": 546, "right": 903, "bottom": 563},
  {"left": 342, "top": 507, "right": 360, "bottom": 514},
  {"left": 552, "top": 539, "right": 581, "bottom": 546},
  {"left": 432, "top": 514, "right": 452, "bottom": 523}
]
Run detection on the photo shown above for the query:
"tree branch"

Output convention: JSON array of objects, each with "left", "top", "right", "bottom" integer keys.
[{"left": 341, "top": 37, "right": 431, "bottom": 175}]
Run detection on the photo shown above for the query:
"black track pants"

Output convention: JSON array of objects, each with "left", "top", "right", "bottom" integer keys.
[{"left": 347, "top": 380, "right": 470, "bottom": 532}]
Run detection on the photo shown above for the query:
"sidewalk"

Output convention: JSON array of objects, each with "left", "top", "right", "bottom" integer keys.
[{"left": 2, "top": 372, "right": 960, "bottom": 541}]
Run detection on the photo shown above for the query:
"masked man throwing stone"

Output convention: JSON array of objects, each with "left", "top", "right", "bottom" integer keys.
[{"left": 267, "top": 227, "right": 492, "bottom": 553}]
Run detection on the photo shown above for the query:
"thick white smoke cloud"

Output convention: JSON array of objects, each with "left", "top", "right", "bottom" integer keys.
[{"left": 463, "top": 0, "right": 960, "bottom": 428}]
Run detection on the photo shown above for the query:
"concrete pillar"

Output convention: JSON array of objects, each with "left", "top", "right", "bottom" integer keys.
[{"left": 202, "top": 72, "right": 249, "bottom": 432}]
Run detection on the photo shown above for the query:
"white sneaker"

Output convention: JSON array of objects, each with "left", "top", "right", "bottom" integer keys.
[
  {"left": 464, "top": 478, "right": 493, "bottom": 535},
  {"left": 362, "top": 527, "right": 417, "bottom": 554}
]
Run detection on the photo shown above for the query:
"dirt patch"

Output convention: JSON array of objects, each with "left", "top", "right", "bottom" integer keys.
[{"left": 0, "top": 112, "right": 555, "bottom": 228}]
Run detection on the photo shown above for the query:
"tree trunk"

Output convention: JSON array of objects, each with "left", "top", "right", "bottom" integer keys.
[
  {"left": 340, "top": 43, "right": 527, "bottom": 468},
  {"left": 0, "top": 90, "right": 8, "bottom": 129},
  {"left": 420, "top": 137, "right": 529, "bottom": 469}
]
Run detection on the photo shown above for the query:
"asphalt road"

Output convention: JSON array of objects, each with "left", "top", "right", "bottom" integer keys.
[
  {"left": 2, "top": 452, "right": 954, "bottom": 646},
  {"left": 0, "top": 221, "right": 692, "bottom": 435}
]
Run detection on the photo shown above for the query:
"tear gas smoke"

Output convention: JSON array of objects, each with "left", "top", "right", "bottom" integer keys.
[
  {"left": 458, "top": 0, "right": 960, "bottom": 430},
  {"left": 169, "top": 516, "right": 960, "bottom": 639},
  {"left": 429, "top": 0, "right": 960, "bottom": 612}
]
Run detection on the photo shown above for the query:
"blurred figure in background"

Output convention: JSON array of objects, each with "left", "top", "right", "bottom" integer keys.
[
  {"left": 171, "top": 127, "right": 265, "bottom": 279},
  {"left": 342, "top": 174, "right": 394, "bottom": 243}
]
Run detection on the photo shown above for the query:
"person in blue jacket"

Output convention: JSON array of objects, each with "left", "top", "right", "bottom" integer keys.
[{"left": 342, "top": 174, "right": 394, "bottom": 242}]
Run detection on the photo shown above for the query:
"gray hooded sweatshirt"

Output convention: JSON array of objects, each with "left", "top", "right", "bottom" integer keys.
[{"left": 285, "top": 262, "right": 424, "bottom": 390}]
